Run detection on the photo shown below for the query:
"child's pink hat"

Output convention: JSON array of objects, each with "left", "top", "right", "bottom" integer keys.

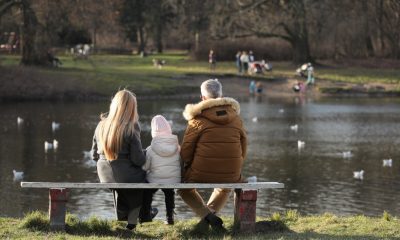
[{"left": 151, "top": 115, "right": 172, "bottom": 137}]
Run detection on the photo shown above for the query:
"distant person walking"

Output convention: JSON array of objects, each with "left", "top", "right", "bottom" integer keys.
[
  {"left": 240, "top": 51, "right": 250, "bottom": 74},
  {"left": 209, "top": 50, "right": 217, "bottom": 72},
  {"left": 256, "top": 81, "right": 264, "bottom": 96},
  {"left": 305, "top": 63, "right": 315, "bottom": 85},
  {"left": 235, "top": 51, "right": 242, "bottom": 74},
  {"left": 248, "top": 51, "right": 255, "bottom": 63}
]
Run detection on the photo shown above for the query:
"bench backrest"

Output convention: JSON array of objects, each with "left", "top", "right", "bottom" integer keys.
[{"left": 21, "top": 182, "right": 284, "bottom": 189}]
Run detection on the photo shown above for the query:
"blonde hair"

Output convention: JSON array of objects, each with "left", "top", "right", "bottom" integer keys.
[{"left": 98, "top": 90, "right": 139, "bottom": 160}]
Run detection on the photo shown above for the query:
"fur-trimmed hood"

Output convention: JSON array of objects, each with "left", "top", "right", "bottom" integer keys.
[{"left": 183, "top": 97, "right": 240, "bottom": 121}]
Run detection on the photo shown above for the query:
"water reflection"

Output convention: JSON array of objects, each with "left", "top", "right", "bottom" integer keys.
[{"left": 1, "top": 97, "right": 400, "bottom": 220}]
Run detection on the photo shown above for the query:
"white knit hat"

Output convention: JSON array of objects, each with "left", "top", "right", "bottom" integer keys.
[{"left": 151, "top": 115, "right": 172, "bottom": 137}]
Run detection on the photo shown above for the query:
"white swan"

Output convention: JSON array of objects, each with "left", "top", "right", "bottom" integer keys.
[
  {"left": 290, "top": 124, "right": 298, "bottom": 131},
  {"left": 52, "top": 121, "right": 60, "bottom": 132},
  {"left": 297, "top": 140, "right": 305, "bottom": 149},
  {"left": 342, "top": 151, "right": 353, "bottom": 158},
  {"left": 17, "top": 117, "right": 24, "bottom": 125},
  {"left": 247, "top": 176, "right": 257, "bottom": 183},
  {"left": 83, "top": 150, "right": 92, "bottom": 159},
  {"left": 279, "top": 109, "right": 285, "bottom": 113},
  {"left": 44, "top": 141, "right": 53, "bottom": 152},
  {"left": 13, "top": 170, "right": 24, "bottom": 181},
  {"left": 383, "top": 159, "right": 392, "bottom": 167},
  {"left": 353, "top": 170, "right": 364, "bottom": 180},
  {"left": 252, "top": 117, "right": 258, "bottom": 122},
  {"left": 53, "top": 139, "right": 59, "bottom": 149}
]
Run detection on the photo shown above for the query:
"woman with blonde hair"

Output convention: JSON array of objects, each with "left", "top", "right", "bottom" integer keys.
[{"left": 92, "top": 89, "right": 146, "bottom": 231}]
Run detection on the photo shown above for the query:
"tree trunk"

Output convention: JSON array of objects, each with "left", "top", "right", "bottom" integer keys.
[
  {"left": 20, "top": 0, "right": 47, "bottom": 65},
  {"left": 291, "top": 37, "right": 312, "bottom": 63},
  {"left": 362, "top": 1, "right": 374, "bottom": 57},
  {"left": 194, "top": 32, "right": 199, "bottom": 52},
  {"left": 92, "top": 27, "right": 97, "bottom": 54},
  {"left": 288, "top": 0, "right": 313, "bottom": 63},
  {"left": 137, "top": 26, "right": 145, "bottom": 53},
  {"left": 155, "top": 24, "right": 163, "bottom": 53}
]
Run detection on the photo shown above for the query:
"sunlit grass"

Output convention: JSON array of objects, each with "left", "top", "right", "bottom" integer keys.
[
  {"left": 1, "top": 53, "right": 400, "bottom": 98},
  {"left": 1, "top": 210, "right": 398, "bottom": 239}
]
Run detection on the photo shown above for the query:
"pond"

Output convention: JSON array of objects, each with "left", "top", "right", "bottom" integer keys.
[{"left": 1, "top": 96, "right": 400, "bottom": 220}]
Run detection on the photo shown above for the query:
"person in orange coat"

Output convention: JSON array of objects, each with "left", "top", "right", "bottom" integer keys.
[{"left": 178, "top": 79, "right": 247, "bottom": 230}]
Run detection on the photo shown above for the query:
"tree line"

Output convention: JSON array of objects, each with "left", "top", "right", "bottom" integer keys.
[{"left": 1, "top": 0, "right": 399, "bottom": 65}]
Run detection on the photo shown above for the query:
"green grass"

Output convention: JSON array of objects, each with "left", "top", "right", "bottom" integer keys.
[
  {"left": 1, "top": 211, "right": 399, "bottom": 239},
  {"left": 270, "top": 61, "right": 400, "bottom": 85}
]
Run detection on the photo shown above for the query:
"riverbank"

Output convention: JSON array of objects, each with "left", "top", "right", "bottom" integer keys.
[
  {"left": 1, "top": 211, "right": 399, "bottom": 239},
  {"left": 0, "top": 53, "right": 399, "bottom": 101}
]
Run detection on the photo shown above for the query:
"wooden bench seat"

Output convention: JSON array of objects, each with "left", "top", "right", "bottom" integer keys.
[{"left": 20, "top": 182, "right": 284, "bottom": 232}]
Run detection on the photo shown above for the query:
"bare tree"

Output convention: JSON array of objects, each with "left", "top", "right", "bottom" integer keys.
[
  {"left": 210, "top": 0, "right": 314, "bottom": 63},
  {"left": 381, "top": 0, "right": 400, "bottom": 58}
]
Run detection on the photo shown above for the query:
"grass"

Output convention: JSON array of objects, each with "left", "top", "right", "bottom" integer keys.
[
  {"left": 1, "top": 210, "right": 399, "bottom": 239},
  {"left": 268, "top": 61, "right": 400, "bottom": 85},
  {"left": 1, "top": 52, "right": 400, "bottom": 100}
]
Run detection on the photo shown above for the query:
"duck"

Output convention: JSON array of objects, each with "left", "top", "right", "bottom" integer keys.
[
  {"left": 252, "top": 117, "right": 258, "bottom": 122},
  {"left": 297, "top": 140, "right": 305, "bottom": 149},
  {"left": 353, "top": 170, "right": 364, "bottom": 180},
  {"left": 13, "top": 170, "right": 24, "bottom": 181},
  {"left": 383, "top": 159, "right": 392, "bottom": 167},
  {"left": 51, "top": 121, "right": 60, "bottom": 132}
]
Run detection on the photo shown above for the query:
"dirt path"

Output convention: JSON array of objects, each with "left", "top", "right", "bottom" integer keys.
[{"left": 181, "top": 74, "right": 318, "bottom": 99}]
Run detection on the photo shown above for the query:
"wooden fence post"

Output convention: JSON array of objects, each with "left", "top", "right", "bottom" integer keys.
[
  {"left": 49, "top": 188, "right": 69, "bottom": 231},
  {"left": 234, "top": 189, "right": 257, "bottom": 232}
]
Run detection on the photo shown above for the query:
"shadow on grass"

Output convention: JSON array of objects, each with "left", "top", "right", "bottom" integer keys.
[
  {"left": 20, "top": 211, "right": 152, "bottom": 239},
  {"left": 179, "top": 220, "right": 231, "bottom": 239}
]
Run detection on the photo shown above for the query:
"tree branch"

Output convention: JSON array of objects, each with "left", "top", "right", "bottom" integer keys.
[{"left": 0, "top": 0, "right": 17, "bottom": 16}]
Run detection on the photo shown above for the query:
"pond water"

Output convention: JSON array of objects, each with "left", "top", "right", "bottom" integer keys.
[{"left": 1, "top": 96, "right": 400, "bottom": 220}]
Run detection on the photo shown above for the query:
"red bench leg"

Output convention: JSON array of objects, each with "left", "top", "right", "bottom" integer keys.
[
  {"left": 234, "top": 189, "right": 257, "bottom": 232},
  {"left": 49, "top": 188, "right": 69, "bottom": 230}
]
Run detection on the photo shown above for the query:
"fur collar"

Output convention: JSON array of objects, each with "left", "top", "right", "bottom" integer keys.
[{"left": 183, "top": 97, "right": 240, "bottom": 120}]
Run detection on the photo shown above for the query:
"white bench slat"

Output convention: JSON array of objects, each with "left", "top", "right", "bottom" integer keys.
[{"left": 21, "top": 182, "right": 284, "bottom": 189}]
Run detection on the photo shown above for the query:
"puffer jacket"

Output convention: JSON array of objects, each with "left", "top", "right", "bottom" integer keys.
[
  {"left": 180, "top": 97, "right": 247, "bottom": 183},
  {"left": 143, "top": 134, "right": 181, "bottom": 183}
]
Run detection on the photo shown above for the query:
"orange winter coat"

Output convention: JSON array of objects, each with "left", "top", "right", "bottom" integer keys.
[{"left": 180, "top": 97, "right": 247, "bottom": 183}]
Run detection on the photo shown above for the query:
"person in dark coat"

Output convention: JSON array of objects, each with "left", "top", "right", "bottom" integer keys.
[{"left": 92, "top": 89, "right": 146, "bottom": 231}]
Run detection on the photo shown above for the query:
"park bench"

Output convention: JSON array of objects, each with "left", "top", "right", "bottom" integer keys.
[{"left": 20, "top": 182, "right": 284, "bottom": 232}]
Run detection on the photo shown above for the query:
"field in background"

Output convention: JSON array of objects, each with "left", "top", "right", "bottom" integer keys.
[{"left": 0, "top": 52, "right": 399, "bottom": 100}]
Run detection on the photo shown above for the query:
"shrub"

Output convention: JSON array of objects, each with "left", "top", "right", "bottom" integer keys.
[
  {"left": 285, "top": 209, "right": 300, "bottom": 222},
  {"left": 382, "top": 211, "right": 391, "bottom": 221},
  {"left": 19, "top": 211, "right": 49, "bottom": 231}
]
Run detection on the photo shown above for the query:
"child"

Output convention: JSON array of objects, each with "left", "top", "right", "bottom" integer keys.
[
  {"left": 249, "top": 80, "right": 256, "bottom": 95},
  {"left": 140, "top": 115, "right": 181, "bottom": 225},
  {"left": 256, "top": 81, "right": 264, "bottom": 95}
]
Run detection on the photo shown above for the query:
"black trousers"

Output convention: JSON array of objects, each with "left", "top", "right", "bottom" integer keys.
[{"left": 139, "top": 188, "right": 175, "bottom": 220}]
